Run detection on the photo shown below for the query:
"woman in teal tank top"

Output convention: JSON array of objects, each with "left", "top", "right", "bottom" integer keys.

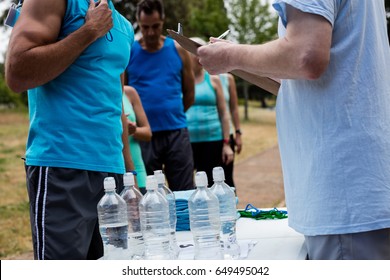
[
  {"left": 186, "top": 37, "right": 234, "bottom": 186},
  {"left": 123, "top": 86, "right": 152, "bottom": 190}
]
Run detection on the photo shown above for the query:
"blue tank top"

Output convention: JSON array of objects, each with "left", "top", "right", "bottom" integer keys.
[
  {"left": 186, "top": 71, "right": 223, "bottom": 142},
  {"left": 126, "top": 37, "right": 187, "bottom": 132},
  {"left": 26, "top": 0, "right": 134, "bottom": 174}
]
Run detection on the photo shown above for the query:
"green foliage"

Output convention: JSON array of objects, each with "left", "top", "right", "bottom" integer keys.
[
  {"left": 162, "top": 0, "right": 192, "bottom": 34},
  {"left": 113, "top": 0, "right": 230, "bottom": 39},
  {"left": 113, "top": 0, "right": 193, "bottom": 36},
  {"left": 187, "top": 0, "right": 230, "bottom": 39},
  {"left": 226, "top": 0, "right": 278, "bottom": 44},
  {"left": 0, "top": 65, "right": 27, "bottom": 108}
]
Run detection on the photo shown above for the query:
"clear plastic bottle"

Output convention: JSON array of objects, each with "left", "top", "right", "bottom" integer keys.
[
  {"left": 210, "top": 166, "right": 241, "bottom": 259},
  {"left": 119, "top": 172, "right": 144, "bottom": 260},
  {"left": 97, "top": 177, "right": 128, "bottom": 260},
  {"left": 188, "top": 171, "right": 222, "bottom": 260},
  {"left": 153, "top": 170, "right": 179, "bottom": 258},
  {"left": 139, "top": 175, "right": 173, "bottom": 259}
]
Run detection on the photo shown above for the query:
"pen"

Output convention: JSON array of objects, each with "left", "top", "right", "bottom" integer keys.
[
  {"left": 178, "top": 23, "right": 183, "bottom": 35},
  {"left": 217, "top": 29, "right": 230, "bottom": 39}
]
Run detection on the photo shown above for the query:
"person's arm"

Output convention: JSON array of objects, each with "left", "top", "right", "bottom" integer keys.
[
  {"left": 227, "top": 74, "right": 242, "bottom": 154},
  {"left": 211, "top": 75, "right": 234, "bottom": 165},
  {"left": 175, "top": 42, "right": 195, "bottom": 112},
  {"left": 121, "top": 74, "right": 135, "bottom": 173},
  {"left": 5, "top": 0, "right": 114, "bottom": 93},
  {"left": 124, "top": 85, "right": 152, "bottom": 142},
  {"left": 198, "top": 5, "right": 332, "bottom": 80}
]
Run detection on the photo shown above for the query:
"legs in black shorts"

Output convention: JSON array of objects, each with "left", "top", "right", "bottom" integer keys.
[
  {"left": 140, "top": 128, "right": 194, "bottom": 191},
  {"left": 25, "top": 166, "right": 123, "bottom": 260},
  {"left": 191, "top": 140, "right": 224, "bottom": 187}
]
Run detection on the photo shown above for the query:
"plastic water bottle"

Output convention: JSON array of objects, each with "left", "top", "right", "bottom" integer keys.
[
  {"left": 139, "top": 175, "right": 173, "bottom": 259},
  {"left": 154, "top": 170, "right": 179, "bottom": 258},
  {"left": 97, "top": 177, "right": 128, "bottom": 260},
  {"left": 119, "top": 172, "right": 144, "bottom": 260},
  {"left": 210, "top": 166, "right": 241, "bottom": 259},
  {"left": 188, "top": 171, "right": 222, "bottom": 260}
]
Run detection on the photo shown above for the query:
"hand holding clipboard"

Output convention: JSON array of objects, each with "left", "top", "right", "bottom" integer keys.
[{"left": 166, "top": 28, "right": 280, "bottom": 96}]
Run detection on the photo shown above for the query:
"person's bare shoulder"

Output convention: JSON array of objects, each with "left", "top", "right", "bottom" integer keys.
[
  {"left": 210, "top": 74, "right": 223, "bottom": 89},
  {"left": 173, "top": 40, "right": 188, "bottom": 58}
]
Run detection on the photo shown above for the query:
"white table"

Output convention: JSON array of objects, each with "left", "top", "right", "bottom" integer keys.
[{"left": 176, "top": 217, "right": 306, "bottom": 260}]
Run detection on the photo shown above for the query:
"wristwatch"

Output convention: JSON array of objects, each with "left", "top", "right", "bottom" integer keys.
[{"left": 235, "top": 129, "right": 242, "bottom": 135}]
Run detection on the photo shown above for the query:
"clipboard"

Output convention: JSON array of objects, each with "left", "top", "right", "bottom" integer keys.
[{"left": 167, "top": 29, "right": 280, "bottom": 95}]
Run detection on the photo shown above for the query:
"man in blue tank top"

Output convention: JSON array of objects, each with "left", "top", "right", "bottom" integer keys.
[
  {"left": 126, "top": 0, "right": 195, "bottom": 192},
  {"left": 5, "top": 0, "right": 135, "bottom": 259}
]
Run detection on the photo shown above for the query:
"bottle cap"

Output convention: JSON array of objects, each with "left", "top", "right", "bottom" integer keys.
[
  {"left": 146, "top": 175, "right": 158, "bottom": 190},
  {"left": 103, "top": 177, "right": 116, "bottom": 191},
  {"left": 195, "top": 171, "right": 208, "bottom": 187},
  {"left": 153, "top": 170, "right": 165, "bottom": 184},
  {"left": 123, "top": 172, "right": 135, "bottom": 186},
  {"left": 212, "top": 166, "right": 225, "bottom": 181}
]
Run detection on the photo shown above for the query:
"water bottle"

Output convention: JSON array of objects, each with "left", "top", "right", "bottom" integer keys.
[
  {"left": 210, "top": 166, "right": 241, "bottom": 259},
  {"left": 119, "top": 172, "right": 144, "bottom": 260},
  {"left": 139, "top": 175, "right": 173, "bottom": 259},
  {"left": 154, "top": 170, "right": 179, "bottom": 258},
  {"left": 97, "top": 177, "right": 128, "bottom": 260},
  {"left": 188, "top": 171, "right": 222, "bottom": 260}
]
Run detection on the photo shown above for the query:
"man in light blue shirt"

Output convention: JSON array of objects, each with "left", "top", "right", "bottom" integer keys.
[{"left": 197, "top": 0, "right": 390, "bottom": 259}]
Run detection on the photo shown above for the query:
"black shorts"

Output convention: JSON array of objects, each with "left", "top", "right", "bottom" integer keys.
[
  {"left": 191, "top": 140, "right": 224, "bottom": 187},
  {"left": 25, "top": 165, "right": 123, "bottom": 260},
  {"left": 140, "top": 128, "right": 194, "bottom": 191}
]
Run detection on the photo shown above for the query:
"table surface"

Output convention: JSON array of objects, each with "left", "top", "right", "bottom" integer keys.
[{"left": 176, "top": 216, "right": 307, "bottom": 260}]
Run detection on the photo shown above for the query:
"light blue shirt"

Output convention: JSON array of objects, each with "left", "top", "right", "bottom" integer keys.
[{"left": 273, "top": 0, "right": 390, "bottom": 235}]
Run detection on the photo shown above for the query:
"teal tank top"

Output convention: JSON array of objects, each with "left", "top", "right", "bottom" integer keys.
[
  {"left": 186, "top": 71, "right": 223, "bottom": 142},
  {"left": 122, "top": 95, "right": 147, "bottom": 188},
  {"left": 26, "top": 0, "right": 134, "bottom": 174}
]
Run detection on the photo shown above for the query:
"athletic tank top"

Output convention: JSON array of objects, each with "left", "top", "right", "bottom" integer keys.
[
  {"left": 126, "top": 37, "right": 187, "bottom": 132},
  {"left": 122, "top": 95, "right": 147, "bottom": 188},
  {"left": 186, "top": 71, "right": 223, "bottom": 142},
  {"left": 26, "top": 0, "right": 134, "bottom": 173}
]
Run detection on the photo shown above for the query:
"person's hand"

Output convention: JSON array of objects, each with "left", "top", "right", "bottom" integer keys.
[
  {"left": 127, "top": 120, "right": 137, "bottom": 136},
  {"left": 85, "top": 0, "right": 113, "bottom": 40},
  {"left": 222, "top": 144, "right": 234, "bottom": 165},
  {"left": 197, "top": 38, "right": 233, "bottom": 75}
]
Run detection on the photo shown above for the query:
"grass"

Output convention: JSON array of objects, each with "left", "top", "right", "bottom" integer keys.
[
  {"left": 0, "top": 109, "right": 31, "bottom": 259},
  {"left": 0, "top": 100, "right": 278, "bottom": 259}
]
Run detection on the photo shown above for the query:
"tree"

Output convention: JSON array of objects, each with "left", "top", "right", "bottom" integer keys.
[
  {"left": 226, "top": 0, "right": 278, "bottom": 45},
  {"left": 113, "top": 0, "right": 228, "bottom": 39},
  {"left": 186, "top": 0, "right": 230, "bottom": 39},
  {"left": 0, "top": 63, "right": 27, "bottom": 108},
  {"left": 225, "top": 0, "right": 278, "bottom": 119},
  {"left": 113, "top": 0, "right": 193, "bottom": 36}
]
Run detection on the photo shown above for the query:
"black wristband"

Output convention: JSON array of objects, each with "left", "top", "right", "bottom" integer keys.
[{"left": 235, "top": 129, "right": 242, "bottom": 135}]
